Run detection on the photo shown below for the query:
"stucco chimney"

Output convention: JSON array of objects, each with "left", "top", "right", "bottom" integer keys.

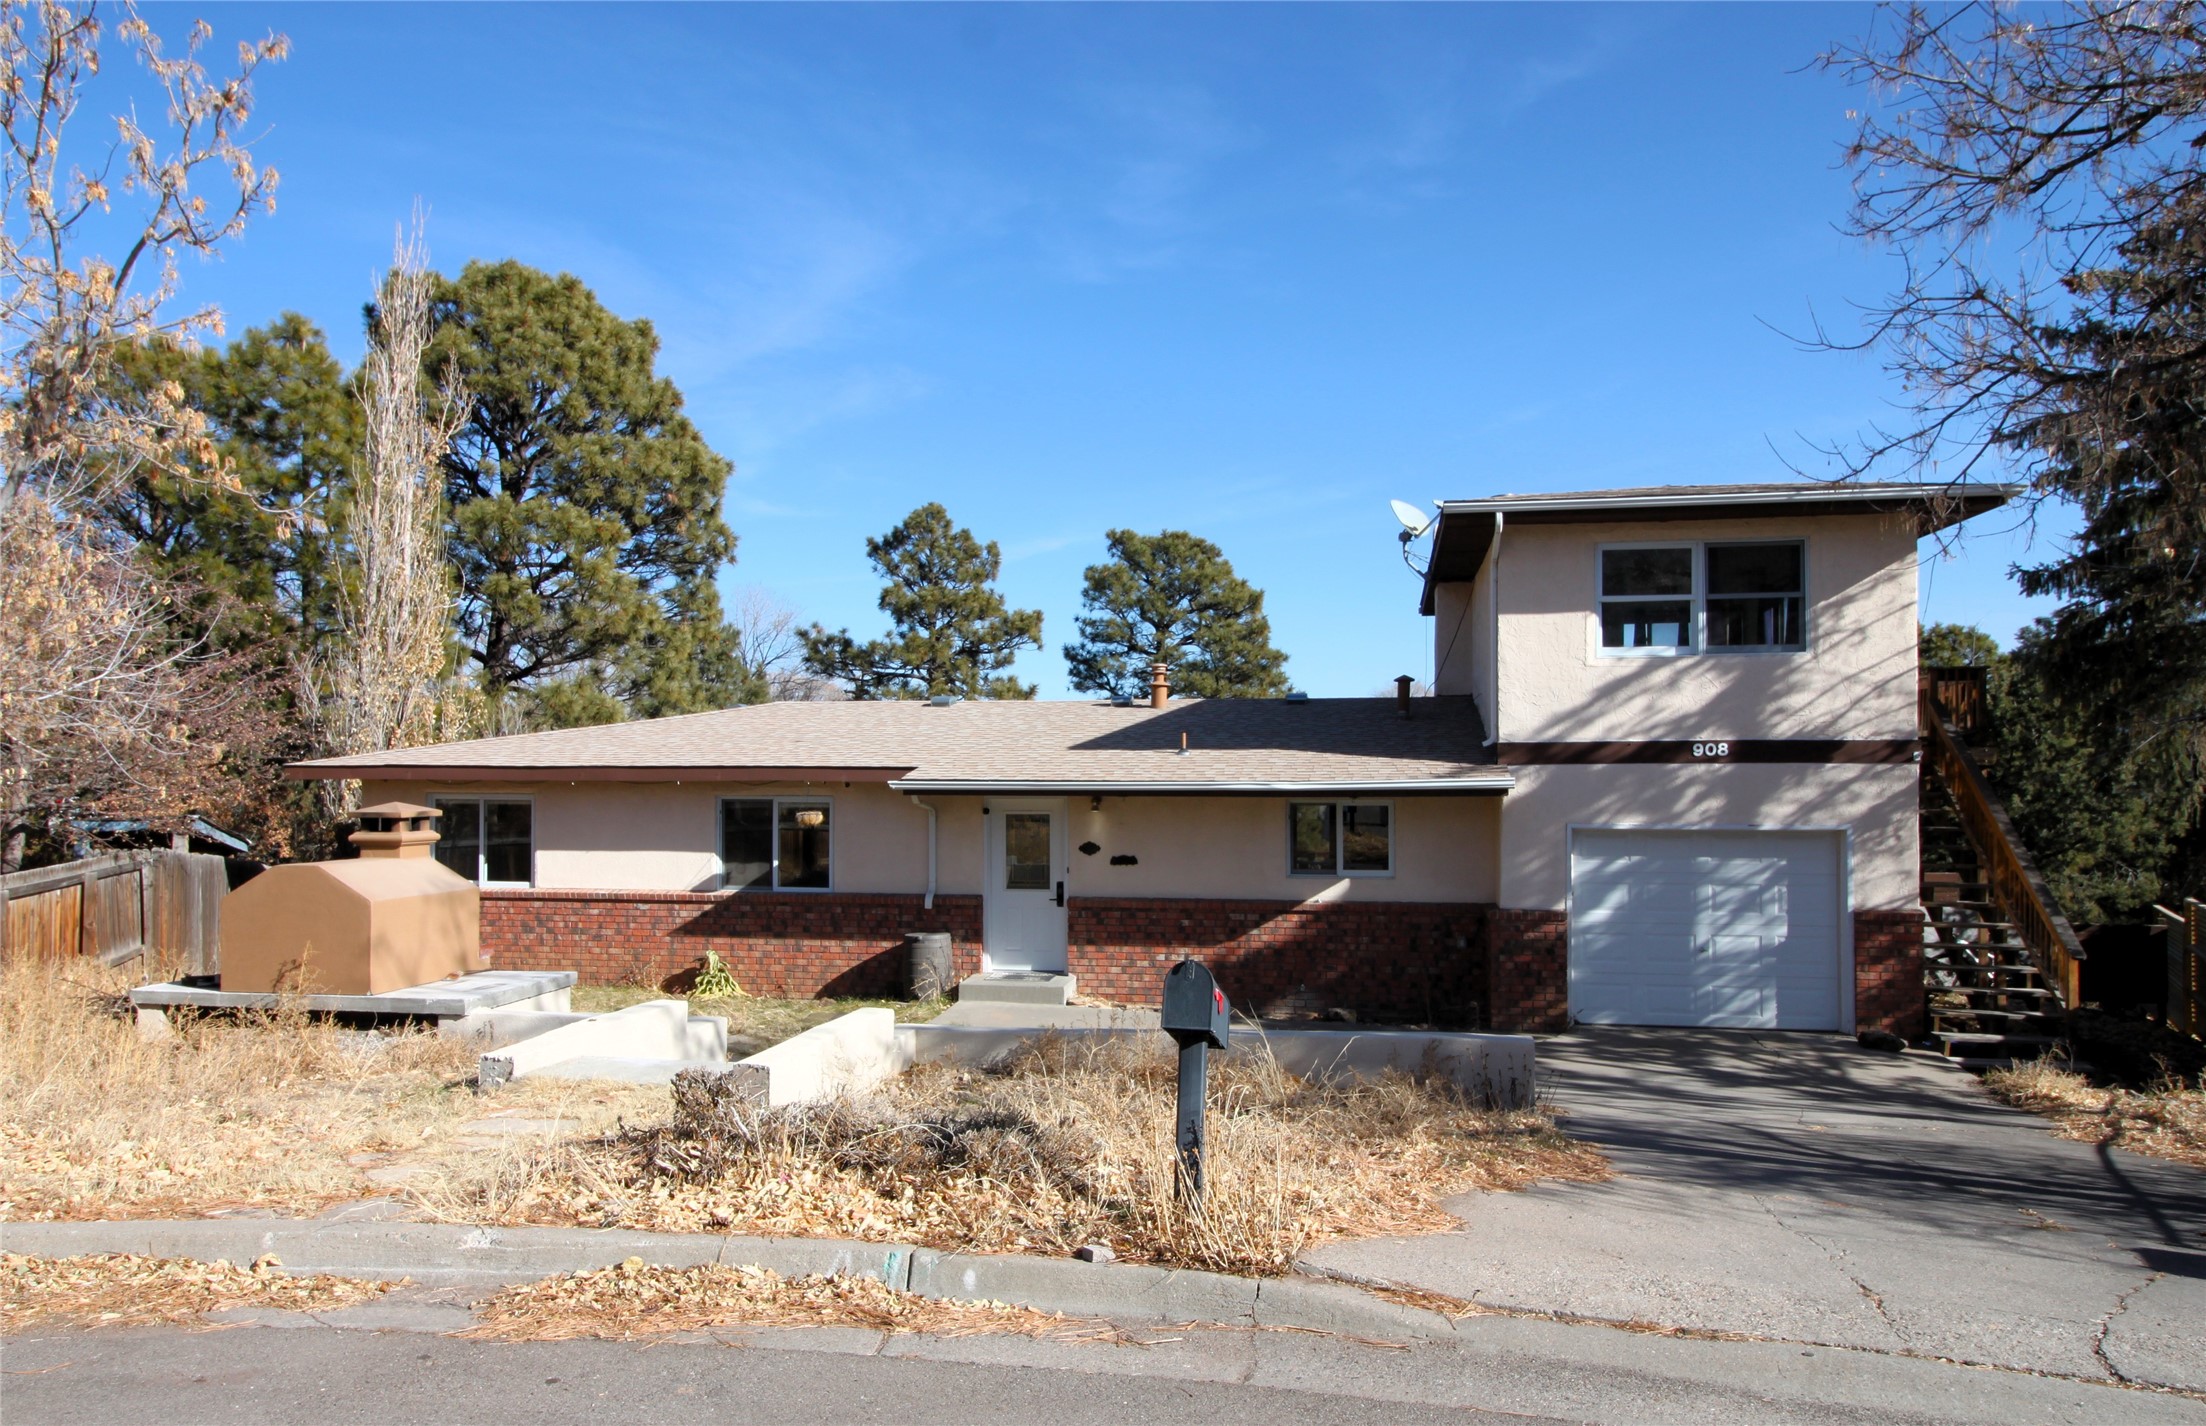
[
  {"left": 349, "top": 801, "right": 444, "bottom": 860},
  {"left": 1150, "top": 661, "right": 1170, "bottom": 709},
  {"left": 1396, "top": 674, "right": 1414, "bottom": 716}
]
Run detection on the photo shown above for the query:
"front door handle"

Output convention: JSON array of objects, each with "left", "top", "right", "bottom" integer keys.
[{"left": 1054, "top": 880, "right": 1065, "bottom": 908}]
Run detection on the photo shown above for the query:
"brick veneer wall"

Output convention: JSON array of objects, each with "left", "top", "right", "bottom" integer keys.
[
  {"left": 1067, "top": 898, "right": 1491, "bottom": 1027},
  {"left": 1854, "top": 908, "right": 1926, "bottom": 1039},
  {"left": 480, "top": 889, "right": 983, "bottom": 998},
  {"left": 1486, "top": 908, "right": 1569, "bottom": 1033}
]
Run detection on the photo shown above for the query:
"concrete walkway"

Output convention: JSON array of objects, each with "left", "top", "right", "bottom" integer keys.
[{"left": 1303, "top": 1027, "right": 2206, "bottom": 1392}]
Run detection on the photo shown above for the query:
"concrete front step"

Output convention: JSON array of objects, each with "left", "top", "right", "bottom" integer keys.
[
  {"left": 1934, "top": 1030, "right": 2061, "bottom": 1051},
  {"left": 956, "top": 971, "right": 1076, "bottom": 1006}
]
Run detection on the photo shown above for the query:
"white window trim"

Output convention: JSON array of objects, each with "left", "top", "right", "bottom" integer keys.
[
  {"left": 429, "top": 795, "right": 535, "bottom": 888},
  {"left": 719, "top": 794, "right": 836, "bottom": 893},
  {"left": 1286, "top": 799, "right": 1397, "bottom": 878},
  {"left": 1594, "top": 539, "right": 1808, "bottom": 659}
]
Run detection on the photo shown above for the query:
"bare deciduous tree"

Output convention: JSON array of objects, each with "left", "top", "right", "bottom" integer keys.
[
  {"left": 1819, "top": 3, "right": 2206, "bottom": 747},
  {"left": 730, "top": 585, "right": 839, "bottom": 701},
  {"left": 310, "top": 217, "right": 465, "bottom": 817},
  {"left": 1, "top": 0, "right": 286, "bottom": 515},
  {"left": 0, "top": 2, "right": 284, "bottom": 866},
  {"left": 1817, "top": 5, "right": 2200, "bottom": 471},
  {"left": 0, "top": 494, "right": 255, "bottom": 867}
]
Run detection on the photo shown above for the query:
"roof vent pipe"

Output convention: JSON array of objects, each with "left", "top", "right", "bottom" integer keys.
[
  {"left": 1150, "top": 661, "right": 1169, "bottom": 709},
  {"left": 1396, "top": 674, "right": 1414, "bottom": 717}
]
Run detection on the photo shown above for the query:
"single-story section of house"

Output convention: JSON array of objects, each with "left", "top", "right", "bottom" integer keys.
[{"left": 296, "top": 689, "right": 1523, "bottom": 1024}]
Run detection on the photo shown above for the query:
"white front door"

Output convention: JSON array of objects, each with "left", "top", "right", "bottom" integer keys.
[
  {"left": 1568, "top": 829, "right": 1844, "bottom": 1031},
  {"left": 982, "top": 798, "right": 1069, "bottom": 973}
]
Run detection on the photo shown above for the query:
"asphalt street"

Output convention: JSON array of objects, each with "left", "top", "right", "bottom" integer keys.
[{"left": 5, "top": 1284, "right": 2203, "bottom": 1426}]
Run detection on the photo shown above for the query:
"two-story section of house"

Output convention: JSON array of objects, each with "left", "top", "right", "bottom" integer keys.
[
  {"left": 1422, "top": 481, "right": 2014, "bottom": 1037},
  {"left": 290, "top": 479, "right": 2013, "bottom": 1041}
]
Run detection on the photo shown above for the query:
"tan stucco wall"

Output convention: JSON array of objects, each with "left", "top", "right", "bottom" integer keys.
[
  {"left": 1061, "top": 794, "right": 1500, "bottom": 903},
  {"left": 362, "top": 779, "right": 953, "bottom": 894},
  {"left": 1432, "top": 514, "right": 1921, "bottom": 743},
  {"left": 360, "top": 779, "right": 1501, "bottom": 904},
  {"left": 1494, "top": 761, "right": 1919, "bottom": 912}
]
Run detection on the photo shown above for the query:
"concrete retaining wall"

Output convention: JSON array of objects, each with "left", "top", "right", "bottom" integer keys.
[
  {"left": 478, "top": 1000, "right": 728, "bottom": 1087},
  {"left": 900, "top": 1023, "right": 1537, "bottom": 1108},
  {"left": 724, "top": 1006, "right": 912, "bottom": 1108}
]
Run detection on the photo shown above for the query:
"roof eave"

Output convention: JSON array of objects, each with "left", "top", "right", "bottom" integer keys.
[
  {"left": 284, "top": 763, "right": 917, "bottom": 784},
  {"left": 888, "top": 776, "right": 1514, "bottom": 796}
]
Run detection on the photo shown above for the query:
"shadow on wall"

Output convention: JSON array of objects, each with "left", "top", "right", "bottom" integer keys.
[
  {"left": 1067, "top": 696, "right": 1492, "bottom": 761},
  {"left": 1507, "top": 761, "right": 1919, "bottom": 917},
  {"left": 1498, "top": 519, "right": 1918, "bottom": 742}
]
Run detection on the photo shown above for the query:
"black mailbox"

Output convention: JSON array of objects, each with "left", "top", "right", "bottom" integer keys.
[{"left": 1162, "top": 958, "right": 1230, "bottom": 1049}]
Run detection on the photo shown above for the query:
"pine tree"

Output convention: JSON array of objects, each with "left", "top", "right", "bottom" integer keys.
[
  {"left": 100, "top": 314, "right": 359, "bottom": 654},
  {"left": 1063, "top": 529, "right": 1289, "bottom": 699},
  {"left": 428, "top": 260, "right": 744, "bottom": 723},
  {"left": 801, "top": 503, "right": 1043, "bottom": 699}
]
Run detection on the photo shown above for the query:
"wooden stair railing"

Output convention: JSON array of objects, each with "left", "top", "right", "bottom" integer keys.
[
  {"left": 1919, "top": 681, "right": 2087, "bottom": 1009},
  {"left": 1919, "top": 665, "right": 1990, "bottom": 741},
  {"left": 2160, "top": 899, "right": 2204, "bottom": 1039}
]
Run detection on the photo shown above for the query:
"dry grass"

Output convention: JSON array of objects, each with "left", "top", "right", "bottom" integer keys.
[
  {"left": 0, "top": 1252, "right": 394, "bottom": 1332},
  {"left": 463, "top": 1257, "right": 1114, "bottom": 1343},
  {"left": 425, "top": 1035, "right": 1607, "bottom": 1276},
  {"left": 0, "top": 957, "right": 660, "bottom": 1221},
  {"left": 1982, "top": 1057, "right": 2206, "bottom": 1169}
]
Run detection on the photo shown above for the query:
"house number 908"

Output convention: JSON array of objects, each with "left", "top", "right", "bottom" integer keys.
[{"left": 1691, "top": 742, "right": 1730, "bottom": 758}]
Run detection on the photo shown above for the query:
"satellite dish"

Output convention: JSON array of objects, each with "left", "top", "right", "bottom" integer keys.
[{"left": 1390, "top": 499, "right": 1434, "bottom": 540}]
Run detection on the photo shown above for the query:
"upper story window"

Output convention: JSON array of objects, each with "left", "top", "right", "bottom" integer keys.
[
  {"left": 1598, "top": 541, "right": 1805, "bottom": 656},
  {"left": 431, "top": 797, "right": 534, "bottom": 885},
  {"left": 721, "top": 797, "right": 832, "bottom": 891},
  {"left": 1288, "top": 801, "right": 1393, "bottom": 877}
]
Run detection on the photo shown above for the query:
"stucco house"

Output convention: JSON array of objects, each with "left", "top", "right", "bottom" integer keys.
[{"left": 290, "top": 480, "right": 2013, "bottom": 1035}]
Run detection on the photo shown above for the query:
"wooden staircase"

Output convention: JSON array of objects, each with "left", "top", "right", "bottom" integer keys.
[{"left": 1918, "top": 669, "right": 2086, "bottom": 1068}]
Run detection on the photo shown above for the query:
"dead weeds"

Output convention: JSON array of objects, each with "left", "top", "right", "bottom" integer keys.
[
  {"left": 0, "top": 1252, "right": 394, "bottom": 1332},
  {"left": 1982, "top": 1057, "right": 2206, "bottom": 1169},
  {"left": 425, "top": 1034, "right": 1607, "bottom": 1277},
  {"left": 463, "top": 1257, "right": 1113, "bottom": 1343}
]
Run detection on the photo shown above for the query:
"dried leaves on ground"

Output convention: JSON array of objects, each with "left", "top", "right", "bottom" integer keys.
[
  {"left": 1983, "top": 1058, "right": 2206, "bottom": 1169},
  {"left": 428, "top": 1035, "right": 1608, "bottom": 1276},
  {"left": 0, "top": 1252, "right": 393, "bottom": 1333},
  {"left": 464, "top": 1258, "right": 1109, "bottom": 1343}
]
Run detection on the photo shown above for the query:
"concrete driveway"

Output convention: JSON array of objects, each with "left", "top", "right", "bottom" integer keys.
[{"left": 1303, "top": 1029, "right": 2206, "bottom": 1392}]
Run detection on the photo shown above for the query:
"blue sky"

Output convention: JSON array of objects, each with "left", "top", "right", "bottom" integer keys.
[{"left": 152, "top": 2, "right": 2072, "bottom": 696}]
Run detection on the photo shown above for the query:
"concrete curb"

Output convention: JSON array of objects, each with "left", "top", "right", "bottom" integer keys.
[{"left": 0, "top": 1218, "right": 1451, "bottom": 1341}]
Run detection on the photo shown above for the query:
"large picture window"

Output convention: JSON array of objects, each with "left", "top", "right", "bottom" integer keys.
[
  {"left": 721, "top": 798, "right": 832, "bottom": 891},
  {"left": 1287, "top": 802, "right": 1393, "bottom": 877},
  {"left": 1598, "top": 541, "right": 1805, "bottom": 655},
  {"left": 430, "top": 797, "right": 534, "bottom": 885}
]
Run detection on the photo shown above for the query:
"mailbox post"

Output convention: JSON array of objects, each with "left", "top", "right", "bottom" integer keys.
[{"left": 1160, "top": 958, "right": 1231, "bottom": 1204}]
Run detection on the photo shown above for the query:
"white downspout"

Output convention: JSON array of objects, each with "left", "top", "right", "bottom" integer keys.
[
  {"left": 911, "top": 796, "right": 939, "bottom": 910},
  {"left": 1486, "top": 510, "right": 1504, "bottom": 747}
]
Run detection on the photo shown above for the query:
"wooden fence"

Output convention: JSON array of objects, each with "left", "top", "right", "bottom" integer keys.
[
  {"left": 2162, "top": 898, "right": 2205, "bottom": 1040},
  {"left": 1920, "top": 681, "right": 2087, "bottom": 1009},
  {"left": 0, "top": 851, "right": 231, "bottom": 974}
]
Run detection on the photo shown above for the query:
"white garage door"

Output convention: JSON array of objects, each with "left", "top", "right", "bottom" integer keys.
[{"left": 1569, "top": 829, "right": 1843, "bottom": 1030}]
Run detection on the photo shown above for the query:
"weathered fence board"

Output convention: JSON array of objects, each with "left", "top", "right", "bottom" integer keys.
[
  {"left": 5, "top": 882, "right": 81, "bottom": 961},
  {"left": 0, "top": 851, "right": 233, "bottom": 971}
]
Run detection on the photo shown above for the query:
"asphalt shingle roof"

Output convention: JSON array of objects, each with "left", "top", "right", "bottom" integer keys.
[{"left": 289, "top": 696, "right": 1506, "bottom": 791}]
